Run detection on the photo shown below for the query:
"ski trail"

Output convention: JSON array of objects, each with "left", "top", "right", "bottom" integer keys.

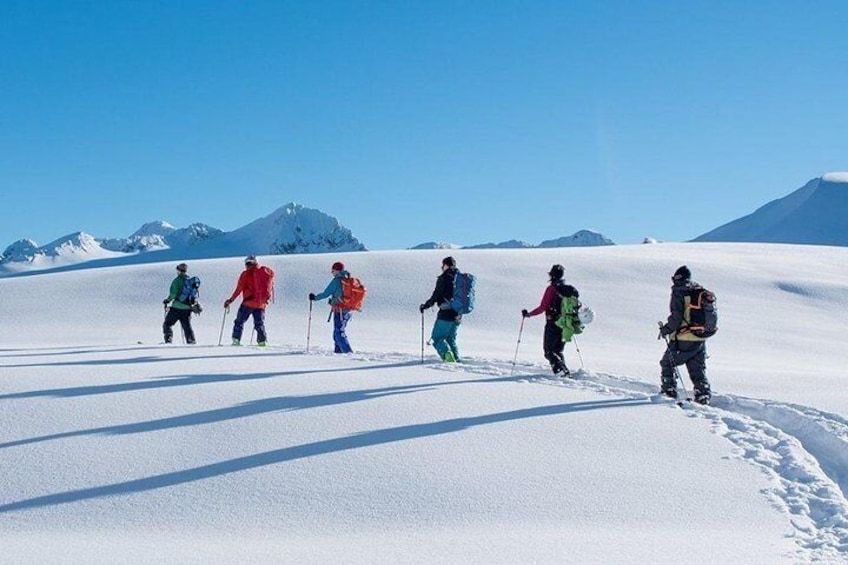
[
  {"left": 503, "top": 363, "right": 848, "bottom": 562},
  {"left": 352, "top": 349, "right": 848, "bottom": 562}
]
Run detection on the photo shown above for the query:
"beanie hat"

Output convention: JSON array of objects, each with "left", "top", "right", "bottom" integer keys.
[
  {"left": 332, "top": 261, "right": 344, "bottom": 271},
  {"left": 548, "top": 264, "right": 564, "bottom": 280},
  {"left": 442, "top": 256, "right": 456, "bottom": 268},
  {"left": 672, "top": 265, "right": 691, "bottom": 282},
  {"left": 245, "top": 255, "right": 258, "bottom": 266},
  {"left": 176, "top": 263, "right": 188, "bottom": 273}
]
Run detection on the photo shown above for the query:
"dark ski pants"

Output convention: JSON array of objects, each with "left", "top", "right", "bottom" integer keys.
[
  {"left": 660, "top": 341, "right": 710, "bottom": 397},
  {"left": 332, "top": 310, "right": 353, "bottom": 353},
  {"left": 164, "top": 307, "right": 195, "bottom": 344},
  {"left": 543, "top": 320, "right": 567, "bottom": 374},
  {"left": 232, "top": 305, "right": 267, "bottom": 343}
]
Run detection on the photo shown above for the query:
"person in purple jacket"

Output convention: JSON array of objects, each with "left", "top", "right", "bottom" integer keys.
[{"left": 522, "top": 264, "right": 579, "bottom": 376}]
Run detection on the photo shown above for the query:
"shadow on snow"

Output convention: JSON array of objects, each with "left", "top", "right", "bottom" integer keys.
[{"left": 0, "top": 397, "right": 649, "bottom": 513}]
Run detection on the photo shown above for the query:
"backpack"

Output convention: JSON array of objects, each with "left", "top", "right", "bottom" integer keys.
[
  {"left": 252, "top": 266, "right": 275, "bottom": 306},
  {"left": 178, "top": 276, "right": 201, "bottom": 305},
  {"left": 449, "top": 271, "right": 476, "bottom": 314},
  {"left": 336, "top": 276, "right": 367, "bottom": 311},
  {"left": 555, "top": 294, "right": 584, "bottom": 343},
  {"left": 683, "top": 287, "right": 718, "bottom": 339}
]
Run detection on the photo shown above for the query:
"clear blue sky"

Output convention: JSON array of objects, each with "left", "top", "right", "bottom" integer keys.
[{"left": 2, "top": 1, "right": 846, "bottom": 250}]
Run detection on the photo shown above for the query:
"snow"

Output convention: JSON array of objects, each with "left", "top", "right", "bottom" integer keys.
[
  {"left": 822, "top": 172, "right": 848, "bottom": 183},
  {"left": 1, "top": 243, "right": 847, "bottom": 563}
]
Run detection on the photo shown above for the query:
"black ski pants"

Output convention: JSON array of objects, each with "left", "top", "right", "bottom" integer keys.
[
  {"left": 660, "top": 341, "right": 709, "bottom": 395},
  {"left": 164, "top": 307, "right": 195, "bottom": 344},
  {"left": 543, "top": 320, "right": 567, "bottom": 373}
]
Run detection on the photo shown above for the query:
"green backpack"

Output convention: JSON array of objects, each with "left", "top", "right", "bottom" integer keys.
[{"left": 555, "top": 295, "right": 584, "bottom": 343}]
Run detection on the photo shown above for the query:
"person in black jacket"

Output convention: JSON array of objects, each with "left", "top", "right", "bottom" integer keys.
[
  {"left": 522, "top": 264, "right": 579, "bottom": 376},
  {"left": 658, "top": 265, "right": 711, "bottom": 404},
  {"left": 419, "top": 256, "right": 462, "bottom": 362}
]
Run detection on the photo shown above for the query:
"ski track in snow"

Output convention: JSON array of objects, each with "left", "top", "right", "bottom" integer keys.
[
  {"left": 351, "top": 348, "right": 848, "bottom": 562},
  {"left": 5, "top": 343, "right": 848, "bottom": 562}
]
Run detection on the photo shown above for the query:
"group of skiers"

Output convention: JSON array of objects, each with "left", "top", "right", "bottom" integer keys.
[{"left": 163, "top": 255, "right": 713, "bottom": 405}]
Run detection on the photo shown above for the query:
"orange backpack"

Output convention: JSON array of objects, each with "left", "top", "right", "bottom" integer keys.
[
  {"left": 335, "top": 276, "right": 366, "bottom": 311},
  {"left": 253, "top": 266, "right": 275, "bottom": 306}
]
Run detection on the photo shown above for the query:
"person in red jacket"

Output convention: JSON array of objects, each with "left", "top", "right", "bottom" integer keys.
[
  {"left": 521, "top": 264, "right": 579, "bottom": 376},
  {"left": 224, "top": 255, "right": 275, "bottom": 346}
]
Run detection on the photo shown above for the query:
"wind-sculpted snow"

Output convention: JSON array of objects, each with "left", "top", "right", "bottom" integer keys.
[
  {"left": 0, "top": 243, "right": 846, "bottom": 563},
  {"left": 521, "top": 366, "right": 848, "bottom": 562}
]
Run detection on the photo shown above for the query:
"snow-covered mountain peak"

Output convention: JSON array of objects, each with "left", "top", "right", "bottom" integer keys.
[
  {"left": 227, "top": 203, "right": 366, "bottom": 255},
  {"left": 538, "top": 230, "right": 615, "bottom": 248},
  {"left": 695, "top": 175, "right": 848, "bottom": 246},
  {"left": 130, "top": 220, "right": 176, "bottom": 238},
  {"left": 41, "top": 232, "right": 103, "bottom": 257},
  {"left": 1, "top": 239, "right": 40, "bottom": 263}
]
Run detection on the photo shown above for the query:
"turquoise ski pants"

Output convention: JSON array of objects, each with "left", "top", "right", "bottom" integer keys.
[{"left": 431, "top": 319, "right": 460, "bottom": 361}]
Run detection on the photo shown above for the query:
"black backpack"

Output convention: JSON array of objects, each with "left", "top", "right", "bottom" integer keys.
[{"left": 685, "top": 287, "right": 718, "bottom": 339}]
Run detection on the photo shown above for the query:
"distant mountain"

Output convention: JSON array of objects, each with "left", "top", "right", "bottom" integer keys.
[
  {"left": 1, "top": 203, "right": 365, "bottom": 276},
  {"left": 410, "top": 230, "right": 615, "bottom": 251},
  {"left": 694, "top": 173, "right": 848, "bottom": 246},
  {"left": 465, "top": 240, "right": 534, "bottom": 250},
  {"left": 408, "top": 242, "right": 462, "bottom": 250},
  {"left": 537, "top": 230, "right": 614, "bottom": 248}
]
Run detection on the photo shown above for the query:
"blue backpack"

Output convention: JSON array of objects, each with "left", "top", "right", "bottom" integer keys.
[
  {"left": 178, "top": 276, "right": 201, "bottom": 305},
  {"left": 449, "top": 271, "right": 476, "bottom": 314}
]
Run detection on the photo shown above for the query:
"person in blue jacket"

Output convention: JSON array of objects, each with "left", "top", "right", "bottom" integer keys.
[{"left": 308, "top": 261, "right": 354, "bottom": 353}]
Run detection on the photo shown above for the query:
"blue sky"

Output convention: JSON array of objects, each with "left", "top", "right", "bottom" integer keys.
[{"left": 2, "top": 1, "right": 846, "bottom": 250}]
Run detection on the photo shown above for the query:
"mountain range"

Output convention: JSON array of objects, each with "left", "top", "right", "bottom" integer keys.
[
  {"left": 409, "top": 230, "right": 615, "bottom": 250},
  {"left": 0, "top": 203, "right": 365, "bottom": 275},
  {"left": 3, "top": 173, "right": 845, "bottom": 277}
]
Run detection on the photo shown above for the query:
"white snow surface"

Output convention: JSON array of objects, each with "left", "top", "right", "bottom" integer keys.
[{"left": 1, "top": 243, "right": 847, "bottom": 564}]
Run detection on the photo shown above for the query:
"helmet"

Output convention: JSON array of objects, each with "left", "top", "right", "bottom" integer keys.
[
  {"left": 577, "top": 306, "right": 595, "bottom": 325},
  {"left": 548, "top": 264, "right": 564, "bottom": 280},
  {"left": 176, "top": 263, "right": 187, "bottom": 273},
  {"left": 245, "top": 255, "right": 258, "bottom": 266},
  {"left": 672, "top": 265, "right": 691, "bottom": 282}
]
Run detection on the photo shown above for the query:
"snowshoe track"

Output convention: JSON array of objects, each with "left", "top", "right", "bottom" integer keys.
[{"left": 414, "top": 353, "right": 848, "bottom": 561}]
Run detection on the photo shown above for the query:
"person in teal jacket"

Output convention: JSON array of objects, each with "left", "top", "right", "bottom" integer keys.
[
  {"left": 162, "top": 263, "right": 196, "bottom": 344},
  {"left": 308, "top": 261, "right": 353, "bottom": 353}
]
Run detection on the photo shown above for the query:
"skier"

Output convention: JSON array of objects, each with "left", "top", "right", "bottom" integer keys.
[
  {"left": 224, "top": 255, "right": 275, "bottom": 346},
  {"left": 658, "top": 265, "right": 712, "bottom": 404},
  {"left": 308, "top": 261, "right": 354, "bottom": 353},
  {"left": 419, "top": 256, "right": 462, "bottom": 362},
  {"left": 162, "top": 262, "right": 196, "bottom": 344},
  {"left": 521, "top": 264, "right": 579, "bottom": 376}
]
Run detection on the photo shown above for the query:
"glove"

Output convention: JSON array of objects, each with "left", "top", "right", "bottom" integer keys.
[
  {"left": 224, "top": 299, "right": 232, "bottom": 308},
  {"left": 521, "top": 309, "right": 529, "bottom": 318},
  {"left": 659, "top": 324, "right": 672, "bottom": 338},
  {"left": 163, "top": 299, "right": 170, "bottom": 306},
  {"left": 309, "top": 293, "right": 316, "bottom": 301},
  {"left": 419, "top": 304, "right": 426, "bottom": 313}
]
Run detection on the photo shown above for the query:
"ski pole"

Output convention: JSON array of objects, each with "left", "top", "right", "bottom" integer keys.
[
  {"left": 659, "top": 322, "right": 690, "bottom": 401},
  {"left": 510, "top": 316, "right": 526, "bottom": 375},
  {"left": 218, "top": 306, "right": 229, "bottom": 346},
  {"left": 306, "top": 299, "right": 313, "bottom": 353},
  {"left": 572, "top": 335, "right": 585, "bottom": 370},
  {"left": 420, "top": 310, "right": 425, "bottom": 364},
  {"left": 250, "top": 327, "right": 255, "bottom": 346}
]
